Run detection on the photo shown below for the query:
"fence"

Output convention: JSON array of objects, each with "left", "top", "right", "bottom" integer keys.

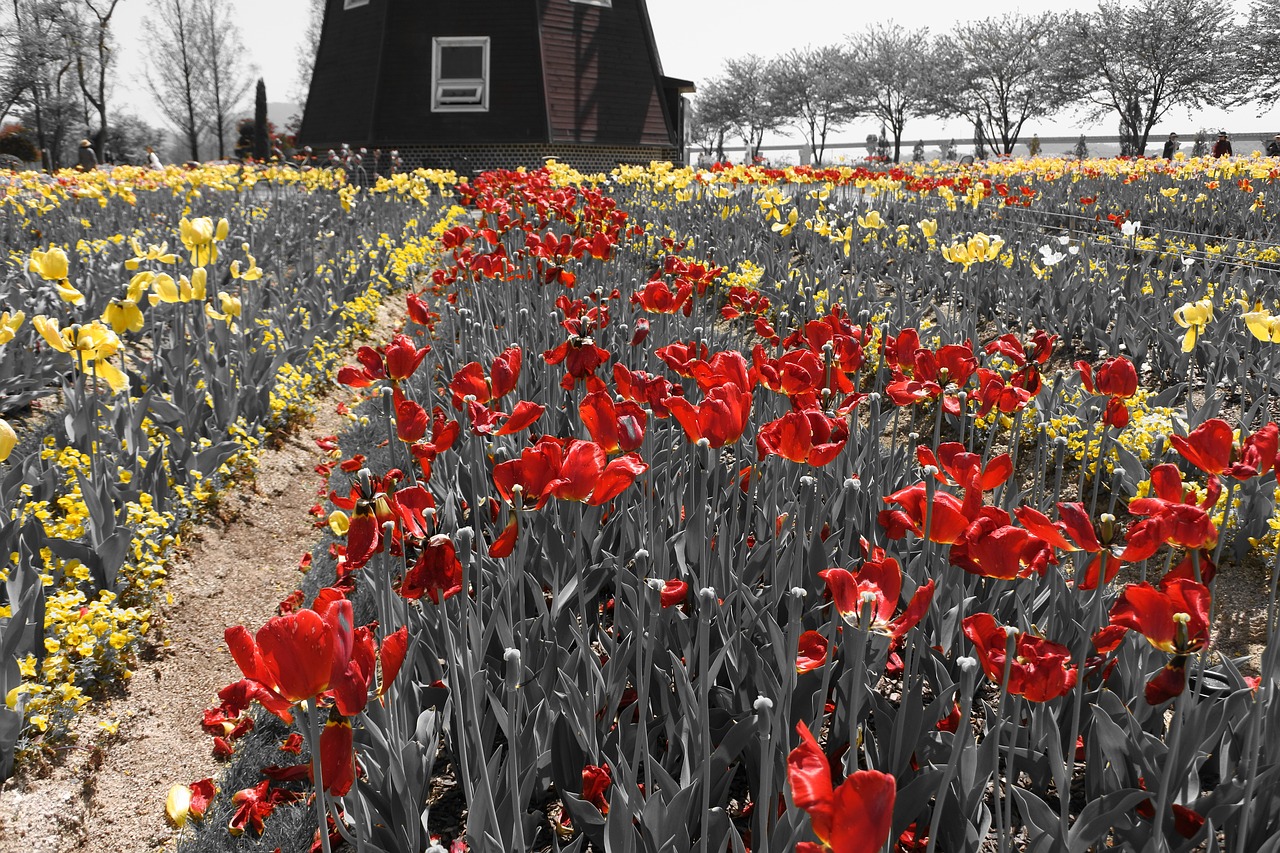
[{"left": 685, "top": 132, "right": 1276, "bottom": 166}]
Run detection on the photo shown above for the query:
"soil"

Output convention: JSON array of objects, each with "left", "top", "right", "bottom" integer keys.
[{"left": 0, "top": 297, "right": 406, "bottom": 853}]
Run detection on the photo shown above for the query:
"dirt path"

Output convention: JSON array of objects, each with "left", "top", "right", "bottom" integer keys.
[{"left": 0, "top": 298, "right": 406, "bottom": 853}]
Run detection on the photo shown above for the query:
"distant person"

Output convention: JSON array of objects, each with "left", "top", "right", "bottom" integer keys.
[
  {"left": 77, "top": 139, "right": 98, "bottom": 171},
  {"left": 146, "top": 146, "right": 163, "bottom": 170},
  {"left": 1213, "top": 130, "right": 1233, "bottom": 157},
  {"left": 1162, "top": 132, "right": 1179, "bottom": 159},
  {"left": 1267, "top": 135, "right": 1280, "bottom": 157}
]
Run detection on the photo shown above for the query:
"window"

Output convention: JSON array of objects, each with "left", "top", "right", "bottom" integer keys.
[
  {"left": 570, "top": 0, "right": 612, "bottom": 6},
  {"left": 343, "top": 0, "right": 368, "bottom": 8},
  {"left": 432, "top": 37, "right": 490, "bottom": 112}
]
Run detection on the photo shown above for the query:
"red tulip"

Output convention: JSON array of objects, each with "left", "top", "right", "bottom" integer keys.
[
  {"left": 819, "top": 556, "right": 934, "bottom": 638},
  {"left": 688, "top": 350, "right": 755, "bottom": 394},
  {"left": 1121, "top": 464, "right": 1219, "bottom": 561},
  {"left": 379, "top": 626, "right": 409, "bottom": 696},
  {"left": 227, "top": 779, "right": 300, "bottom": 837},
  {"left": 666, "top": 384, "right": 752, "bottom": 448},
  {"left": 384, "top": 333, "right": 429, "bottom": 381},
  {"left": 787, "top": 721, "right": 896, "bottom": 853},
  {"left": 613, "top": 364, "right": 675, "bottom": 418},
  {"left": 757, "top": 409, "right": 848, "bottom": 466},
  {"left": 950, "top": 507, "right": 1056, "bottom": 581},
  {"left": 336, "top": 345, "right": 387, "bottom": 387},
  {"left": 463, "top": 398, "right": 545, "bottom": 436},
  {"left": 494, "top": 437, "right": 570, "bottom": 510},
  {"left": 1014, "top": 503, "right": 1120, "bottom": 589},
  {"left": 448, "top": 345, "right": 522, "bottom": 407},
  {"left": 878, "top": 483, "right": 972, "bottom": 544},
  {"left": 399, "top": 534, "right": 463, "bottom": 603},
  {"left": 406, "top": 292, "right": 438, "bottom": 327},
  {"left": 552, "top": 440, "right": 648, "bottom": 505},
  {"left": 320, "top": 715, "right": 354, "bottom": 796},
  {"left": 632, "top": 277, "right": 693, "bottom": 315},
  {"left": 796, "top": 631, "right": 830, "bottom": 673},
  {"left": 962, "top": 613, "right": 1078, "bottom": 702},
  {"left": 1109, "top": 578, "right": 1211, "bottom": 656},
  {"left": 544, "top": 335, "right": 609, "bottom": 392},
  {"left": 1169, "top": 419, "right": 1278, "bottom": 479},
  {"left": 582, "top": 763, "right": 611, "bottom": 814},
  {"left": 974, "top": 368, "right": 1032, "bottom": 416},
  {"left": 579, "top": 390, "right": 647, "bottom": 453},
  {"left": 630, "top": 317, "right": 650, "bottom": 346},
  {"left": 917, "top": 444, "right": 1012, "bottom": 492},
  {"left": 396, "top": 398, "right": 430, "bottom": 443},
  {"left": 494, "top": 437, "right": 647, "bottom": 508},
  {"left": 884, "top": 328, "right": 921, "bottom": 371},
  {"left": 659, "top": 578, "right": 688, "bottom": 608},
  {"left": 1077, "top": 356, "right": 1138, "bottom": 399},
  {"left": 655, "top": 341, "right": 709, "bottom": 377},
  {"left": 226, "top": 608, "right": 336, "bottom": 709}
]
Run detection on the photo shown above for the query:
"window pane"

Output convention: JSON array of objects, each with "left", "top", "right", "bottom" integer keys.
[{"left": 440, "top": 45, "right": 483, "bottom": 80}]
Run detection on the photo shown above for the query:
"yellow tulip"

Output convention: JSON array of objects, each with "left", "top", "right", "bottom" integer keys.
[
  {"left": 1173, "top": 298, "right": 1214, "bottom": 352},
  {"left": 857, "top": 210, "right": 886, "bottom": 229},
  {"left": 29, "top": 247, "right": 69, "bottom": 282},
  {"left": 165, "top": 783, "right": 193, "bottom": 828},
  {"left": 0, "top": 417, "right": 16, "bottom": 463},
  {"left": 771, "top": 208, "right": 799, "bottom": 236},
  {"left": 329, "top": 510, "right": 350, "bottom": 536},
  {"left": 918, "top": 219, "right": 937, "bottom": 238},
  {"left": 190, "top": 267, "right": 207, "bottom": 300},
  {"left": 0, "top": 310, "right": 25, "bottom": 345},
  {"left": 102, "top": 299, "right": 145, "bottom": 335},
  {"left": 33, "top": 316, "right": 120, "bottom": 360},
  {"left": 125, "top": 239, "right": 178, "bottom": 270},
  {"left": 230, "top": 258, "right": 262, "bottom": 281},
  {"left": 150, "top": 273, "right": 180, "bottom": 304},
  {"left": 54, "top": 280, "right": 86, "bottom": 306},
  {"left": 1243, "top": 303, "right": 1280, "bottom": 343},
  {"left": 941, "top": 243, "right": 971, "bottom": 268},
  {"left": 218, "top": 291, "right": 241, "bottom": 318},
  {"left": 179, "top": 217, "right": 221, "bottom": 266},
  {"left": 91, "top": 357, "right": 129, "bottom": 393},
  {"left": 127, "top": 271, "right": 155, "bottom": 302}
]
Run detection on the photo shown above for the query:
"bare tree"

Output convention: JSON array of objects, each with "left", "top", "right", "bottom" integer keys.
[
  {"left": 69, "top": 0, "right": 122, "bottom": 159},
  {"left": 688, "top": 78, "right": 736, "bottom": 162},
  {"left": 1058, "top": 0, "right": 1240, "bottom": 155},
  {"left": 712, "top": 55, "right": 787, "bottom": 161},
  {"left": 2, "top": 0, "right": 83, "bottom": 168},
  {"left": 845, "top": 22, "right": 940, "bottom": 163},
  {"left": 198, "top": 0, "right": 251, "bottom": 159},
  {"left": 933, "top": 13, "right": 1071, "bottom": 156},
  {"left": 293, "top": 0, "right": 323, "bottom": 105},
  {"left": 768, "top": 45, "right": 860, "bottom": 165},
  {"left": 1236, "top": 0, "right": 1280, "bottom": 109},
  {"left": 144, "top": 0, "right": 205, "bottom": 160}
]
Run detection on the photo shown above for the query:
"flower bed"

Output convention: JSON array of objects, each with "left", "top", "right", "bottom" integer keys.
[
  {"left": 62, "top": 156, "right": 1280, "bottom": 851},
  {"left": 0, "top": 165, "right": 457, "bottom": 773}
]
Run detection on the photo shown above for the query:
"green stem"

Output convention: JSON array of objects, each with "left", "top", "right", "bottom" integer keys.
[{"left": 307, "top": 701, "right": 332, "bottom": 853}]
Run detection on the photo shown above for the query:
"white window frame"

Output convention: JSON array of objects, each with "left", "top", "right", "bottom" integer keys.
[
  {"left": 431, "top": 37, "right": 490, "bottom": 113},
  {"left": 570, "top": 0, "right": 612, "bottom": 6},
  {"left": 343, "top": 0, "right": 369, "bottom": 9}
]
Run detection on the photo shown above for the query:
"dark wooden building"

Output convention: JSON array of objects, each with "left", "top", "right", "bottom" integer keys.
[{"left": 298, "top": 0, "right": 693, "bottom": 173}]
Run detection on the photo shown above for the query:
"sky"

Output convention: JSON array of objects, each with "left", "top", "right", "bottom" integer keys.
[{"left": 109, "top": 0, "right": 1279, "bottom": 152}]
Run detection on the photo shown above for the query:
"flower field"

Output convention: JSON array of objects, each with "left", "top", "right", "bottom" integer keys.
[{"left": 6, "top": 153, "right": 1280, "bottom": 852}]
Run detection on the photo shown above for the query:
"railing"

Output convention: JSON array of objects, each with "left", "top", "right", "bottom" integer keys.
[{"left": 685, "top": 133, "right": 1268, "bottom": 165}]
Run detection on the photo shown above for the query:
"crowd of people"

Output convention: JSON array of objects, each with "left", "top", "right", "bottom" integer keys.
[{"left": 1159, "top": 129, "right": 1280, "bottom": 158}]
